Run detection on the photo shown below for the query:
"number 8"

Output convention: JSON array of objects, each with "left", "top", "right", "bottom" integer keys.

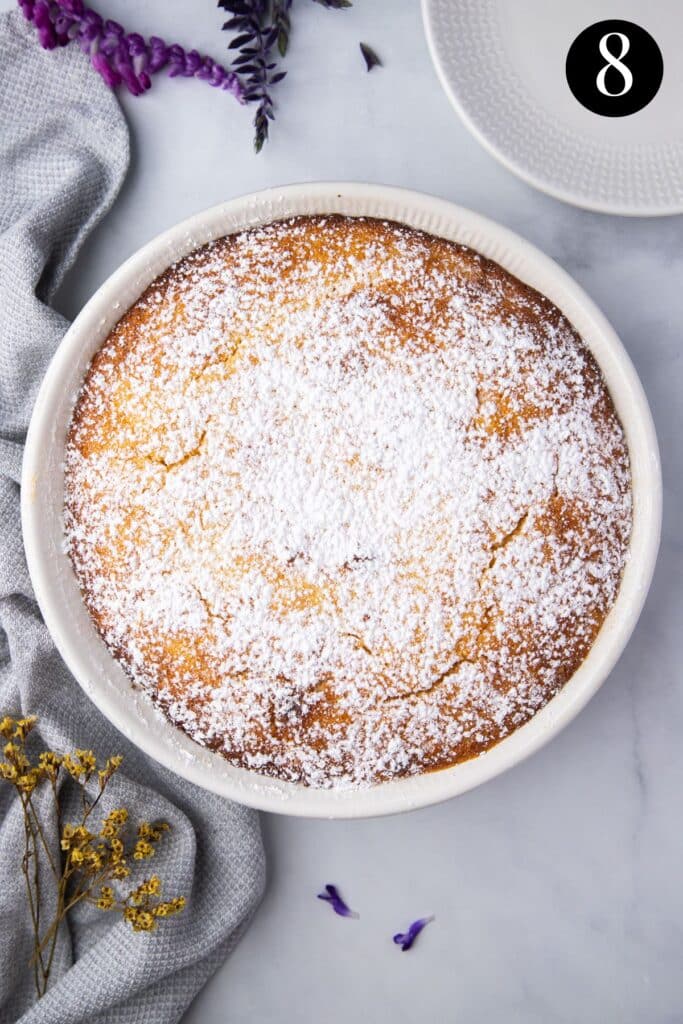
[{"left": 596, "top": 32, "right": 634, "bottom": 97}]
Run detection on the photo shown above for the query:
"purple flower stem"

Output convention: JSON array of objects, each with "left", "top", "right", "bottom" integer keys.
[
  {"left": 18, "top": 0, "right": 244, "bottom": 103},
  {"left": 393, "top": 915, "right": 435, "bottom": 951},
  {"left": 317, "top": 884, "right": 359, "bottom": 919}
]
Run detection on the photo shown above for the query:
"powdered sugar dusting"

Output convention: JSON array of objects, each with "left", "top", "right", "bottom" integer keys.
[{"left": 64, "top": 216, "right": 632, "bottom": 788}]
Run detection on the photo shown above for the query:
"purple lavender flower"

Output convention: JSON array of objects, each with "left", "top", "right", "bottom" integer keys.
[
  {"left": 182, "top": 50, "right": 202, "bottom": 78},
  {"left": 392, "top": 915, "right": 435, "bottom": 951},
  {"left": 90, "top": 49, "right": 119, "bottom": 88},
  {"left": 127, "top": 33, "right": 148, "bottom": 77},
  {"left": 317, "top": 884, "right": 359, "bottom": 919},
  {"left": 32, "top": 1, "right": 58, "bottom": 49},
  {"left": 18, "top": 0, "right": 244, "bottom": 103},
  {"left": 60, "top": 0, "right": 85, "bottom": 15},
  {"left": 147, "top": 37, "right": 169, "bottom": 75}
]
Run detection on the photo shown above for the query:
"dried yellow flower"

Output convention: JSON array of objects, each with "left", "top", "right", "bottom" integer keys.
[
  {"left": 17, "top": 770, "right": 40, "bottom": 794},
  {"left": 129, "top": 875, "right": 162, "bottom": 905},
  {"left": 3, "top": 742, "right": 28, "bottom": 770},
  {"left": 75, "top": 750, "right": 96, "bottom": 777},
  {"left": 60, "top": 823, "right": 95, "bottom": 852},
  {"left": 60, "top": 823, "right": 75, "bottom": 850},
  {"left": 0, "top": 717, "right": 15, "bottom": 739},
  {"left": 133, "top": 839, "right": 155, "bottom": 861},
  {"left": 82, "top": 847, "right": 104, "bottom": 872},
  {"left": 109, "top": 837, "right": 125, "bottom": 861},
  {"left": 38, "top": 751, "right": 61, "bottom": 780},
  {"left": 98, "top": 755, "right": 123, "bottom": 787},
  {"left": 96, "top": 886, "right": 115, "bottom": 910},
  {"left": 0, "top": 762, "right": 18, "bottom": 782},
  {"left": 134, "top": 910, "right": 156, "bottom": 932},
  {"left": 137, "top": 821, "right": 170, "bottom": 843},
  {"left": 153, "top": 897, "right": 186, "bottom": 918},
  {"left": 145, "top": 876, "right": 161, "bottom": 897},
  {"left": 61, "top": 754, "right": 81, "bottom": 780},
  {"left": 13, "top": 717, "right": 37, "bottom": 741},
  {"left": 100, "top": 807, "right": 128, "bottom": 838}
]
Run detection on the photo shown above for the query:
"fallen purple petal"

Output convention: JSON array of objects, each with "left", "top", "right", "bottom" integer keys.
[
  {"left": 317, "top": 884, "right": 359, "bottom": 919},
  {"left": 392, "top": 915, "right": 434, "bottom": 951}
]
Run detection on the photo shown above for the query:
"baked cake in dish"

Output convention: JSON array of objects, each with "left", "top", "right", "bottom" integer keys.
[{"left": 64, "top": 216, "right": 632, "bottom": 788}]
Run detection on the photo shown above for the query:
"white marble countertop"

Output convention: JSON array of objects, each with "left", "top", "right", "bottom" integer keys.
[{"left": 4, "top": 1, "right": 682, "bottom": 1020}]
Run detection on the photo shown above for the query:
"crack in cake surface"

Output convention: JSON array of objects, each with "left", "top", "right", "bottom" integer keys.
[{"left": 63, "top": 215, "right": 632, "bottom": 788}]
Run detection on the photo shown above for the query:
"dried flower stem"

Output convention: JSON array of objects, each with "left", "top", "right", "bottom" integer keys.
[
  {"left": 20, "top": 802, "right": 45, "bottom": 993},
  {"left": 0, "top": 716, "right": 185, "bottom": 1001}
]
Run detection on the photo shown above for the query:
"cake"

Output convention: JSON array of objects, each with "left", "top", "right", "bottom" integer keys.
[{"left": 64, "top": 215, "right": 632, "bottom": 788}]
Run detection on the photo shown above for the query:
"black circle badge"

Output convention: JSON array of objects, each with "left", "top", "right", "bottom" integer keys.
[{"left": 566, "top": 19, "right": 663, "bottom": 117}]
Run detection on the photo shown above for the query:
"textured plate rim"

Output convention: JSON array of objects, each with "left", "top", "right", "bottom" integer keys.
[
  {"left": 21, "top": 182, "right": 661, "bottom": 818},
  {"left": 421, "top": 0, "right": 683, "bottom": 217}
]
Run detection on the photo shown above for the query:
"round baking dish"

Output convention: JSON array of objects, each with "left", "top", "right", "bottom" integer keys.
[{"left": 21, "top": 183, "right": 661, "bottom": 818}]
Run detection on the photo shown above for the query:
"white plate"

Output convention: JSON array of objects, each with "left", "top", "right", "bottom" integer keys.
[
  {"left": 21, "top": 183, "right": 661, "bottom": 818},
  {"left": 422, "top": 0, "right": 683, "bottom": 215}
]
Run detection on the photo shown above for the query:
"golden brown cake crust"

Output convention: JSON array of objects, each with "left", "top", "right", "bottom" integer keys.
[{"left": 64, "top": 216, "right": 632, "bottom": 788}]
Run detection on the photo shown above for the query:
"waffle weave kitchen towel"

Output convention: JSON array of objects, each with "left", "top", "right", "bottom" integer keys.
[{"left": 0, "top": 11, "right": 264, "bottom": 1022}]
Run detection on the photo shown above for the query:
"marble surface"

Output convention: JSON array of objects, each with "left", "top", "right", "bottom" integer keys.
[{"left": 5, "top": 1, "right": 683, "bottom": 1020}]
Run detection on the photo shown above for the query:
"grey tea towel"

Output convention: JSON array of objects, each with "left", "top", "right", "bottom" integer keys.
[{"left": 0, "top": 11, "right": 265, "bottom": 1023}]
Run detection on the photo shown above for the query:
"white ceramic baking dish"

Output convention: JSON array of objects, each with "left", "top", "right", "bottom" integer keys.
[{"left": 21, "top": 183, "right": 661, "bottom": 818}]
